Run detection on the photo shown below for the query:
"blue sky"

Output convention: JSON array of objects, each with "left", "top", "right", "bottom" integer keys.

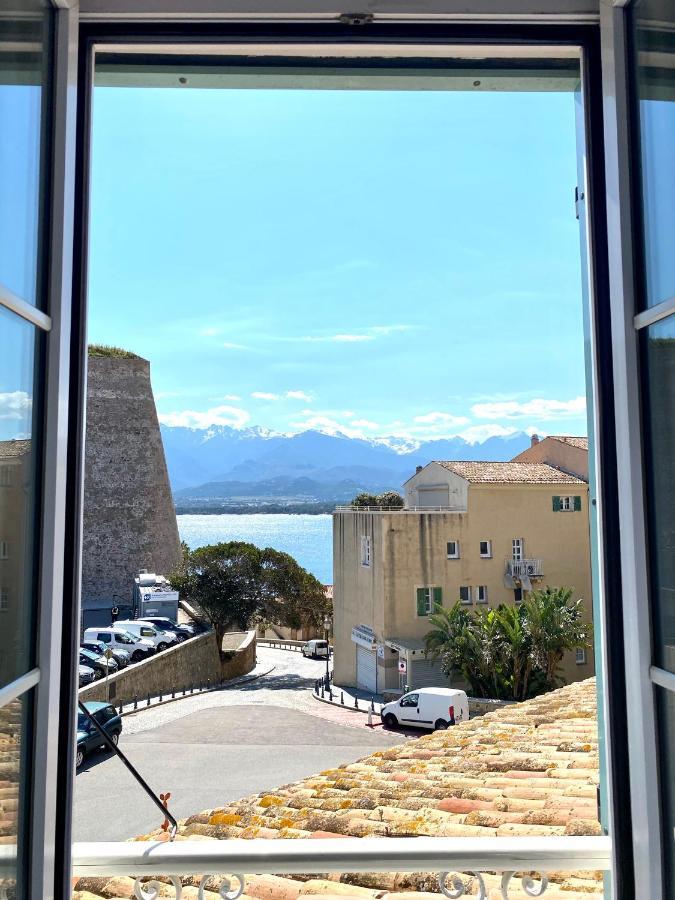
[{"left": 85, "top": 83, "right": 588, "bottom": 445}]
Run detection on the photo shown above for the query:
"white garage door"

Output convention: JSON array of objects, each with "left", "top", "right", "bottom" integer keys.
[
  {"left": 410, "top": 657, "right": 450, "bottom": 689},
  {"left": 356, "top": 646, "right": 378, "bottom": 693},
  {"left": 418, "top": 487, "right": 449, "bottom": 507}
]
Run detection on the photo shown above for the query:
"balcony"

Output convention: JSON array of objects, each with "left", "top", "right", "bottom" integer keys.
[
  {"left": 70, "top": 834, "right": 612, "bottom": 899},
  {"left": 505, "top": 558, "right": 544, "bottom": 579}
]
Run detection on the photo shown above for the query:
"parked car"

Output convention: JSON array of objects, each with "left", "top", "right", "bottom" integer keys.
[
  {"left": 114, "top": 619, "right": 177, "bottom": 652},
  {"left": 380, "top": 687, "right": 469, "bottom": 731},
  {"left": 79, "top": 647, "right": 118, "bottom": 680},
  {"left": 301, "top": 639, "right": 331, "bottom": 659},
  {"left": 81, "top": 639, "right": 130, "bottom": 669},
  {"left": 76, "top": 701, "right": 123, "bottom": 769},
  {"left": 137, "top": 616, "right": 193, "bottom": 642},
  {"left": 83, "top": 627, "right": 156, "bottom": 662},
  {"left": 78, "top": 665, "right": 96, "bottom": 688}
]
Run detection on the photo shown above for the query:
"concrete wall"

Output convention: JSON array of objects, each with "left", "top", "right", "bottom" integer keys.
[
  {"left": 333, "top": 482, "right": 594, "bottom": 691},
  {"left": 78, "top": 630, "right": 256, "bottom": 704},
  {"left": 82, "top": 355, "right": 182, "bottom": 608}
]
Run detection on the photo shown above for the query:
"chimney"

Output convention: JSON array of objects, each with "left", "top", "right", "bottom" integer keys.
[
  {"left": 416, "top": 465, "right": 423, "bottom": 473},
  {"left": 530, "top": 434, "right": 540, "bottom": 447}
]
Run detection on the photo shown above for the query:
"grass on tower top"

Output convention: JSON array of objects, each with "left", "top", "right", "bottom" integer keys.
[{"left": 88, "top": 344, "right": 139, "bottom": 359}]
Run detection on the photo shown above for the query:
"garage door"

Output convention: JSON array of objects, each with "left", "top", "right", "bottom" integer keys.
[
  {"left": 410, "top": 657, "right": 450, "bottom": 689},
  {"left": 418, "top": 487, "right": 449, "bottom": 507},
  {"left": 356, "top": 646, "right": 378, "bottom": 693}
]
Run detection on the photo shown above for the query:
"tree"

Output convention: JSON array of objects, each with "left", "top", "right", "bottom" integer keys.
[
  {"left": 376, "top": 491, "right": 404, "bottom": 508},
  {"left": 170, "top": 541, "right": 331, "bottom": 657},
  {"left": 352, "top": 492, "right": 379, "bottom": 508},
  {"left": 424, "top": 588, "right": 593, "bottom": 701}
]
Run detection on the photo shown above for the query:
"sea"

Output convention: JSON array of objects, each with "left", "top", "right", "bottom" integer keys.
[{"left": 177, "top": 514, "right": 334, "bottom": 584}]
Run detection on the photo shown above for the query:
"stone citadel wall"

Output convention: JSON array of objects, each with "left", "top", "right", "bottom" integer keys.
[{"left": 81, "top": 355, "right": 182, "bottom": 608}]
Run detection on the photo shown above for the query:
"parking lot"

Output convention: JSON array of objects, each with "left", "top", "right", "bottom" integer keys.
[{"left": 73, "top": 647, "right": 407, "bottom": 841}]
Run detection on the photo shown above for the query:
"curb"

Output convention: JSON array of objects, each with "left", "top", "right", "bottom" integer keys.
[
  {"left": 119, "top": 664, "right": 276, "bottom": 718},
  {"left": 311, "top": 690, "right": 381, "bottom": 717}
]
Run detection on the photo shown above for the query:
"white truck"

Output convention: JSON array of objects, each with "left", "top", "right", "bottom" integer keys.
[
  {"left": 380, "top": 687, "right": 469, "bottom": 731},
  {"left": 114, "top": 619, "right": 178, "bottom": 652}
]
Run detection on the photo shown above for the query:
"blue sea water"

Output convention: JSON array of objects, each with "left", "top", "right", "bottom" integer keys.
[{"left": 177, "top": 513, "right": 334, "bottom": 584}]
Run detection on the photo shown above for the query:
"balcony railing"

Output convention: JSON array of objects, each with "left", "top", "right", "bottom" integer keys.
[
  {"left": 505, "top": 558, "right": 544, "bottom": 578},
  {"left": 334, "top": 505, "right": 459, "bottom": 513},
  {"left": 69, "top": 835, "right": 612, "bottom": 899}
]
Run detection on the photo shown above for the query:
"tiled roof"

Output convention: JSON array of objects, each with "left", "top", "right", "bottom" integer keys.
[
  {"left": 0, "top": 439, "right": 30, "bottom": 460},
  {"left": 73, "top": 678, "right": 603, "bottom": 899},
  {"left": 435, "top": 460, "right": 585, "bottom": 485},
  {"left": 548, "top": 436, "right": 589, "bottom": 451}
]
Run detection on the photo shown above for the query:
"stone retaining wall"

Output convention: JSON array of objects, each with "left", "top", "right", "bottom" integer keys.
[{"left": 78, "top": 630, "right": 256, "bottom": 704}]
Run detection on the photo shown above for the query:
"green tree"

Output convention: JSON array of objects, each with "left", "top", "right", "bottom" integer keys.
[
  {"left": 352, "top": 492, "right": 379, "bottom": 508},
  {"left": 376, "top": 491, "right": 404, "bottom": 508},
  {"left": 170, "top": 541, "right": 330, "bottom": 657},
  {"left": 424, "top": 588, "right": 593, "bottom": 701}
]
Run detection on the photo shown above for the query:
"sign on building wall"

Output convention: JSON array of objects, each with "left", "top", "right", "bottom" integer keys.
[
  {"left": 398, "top": 659, "right": 407, "bottom": 674},
  {"left": 351, "top": 623, "right": 376, "bottom": 649}
]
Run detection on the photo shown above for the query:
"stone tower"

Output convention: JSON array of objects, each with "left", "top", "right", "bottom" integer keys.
[{"left": 81, "top": 352, "right": 182, "bottom": 613}]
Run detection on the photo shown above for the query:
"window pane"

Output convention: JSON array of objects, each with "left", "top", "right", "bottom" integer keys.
[
  {"left": 633, "top": 0, "right": 675, "bottom": 309},
  {"left": 643, "top": 315, "right": 675, "bottom": 671},
  {"left": 0, "top": 692, "right": 33, "bottom": 899},
  {"left": 0, "top": 308, "right": 42, "bottom": 687},
  {"left": 0, "top": 2, "right": 51, "bottom": 308},
  {"left": 656, "top": 686, "right": 675, "bottom": 894}
]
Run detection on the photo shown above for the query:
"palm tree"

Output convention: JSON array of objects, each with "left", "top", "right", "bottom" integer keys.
[{"left": 522, "top": 587, "right": 593, "bottom": 691}]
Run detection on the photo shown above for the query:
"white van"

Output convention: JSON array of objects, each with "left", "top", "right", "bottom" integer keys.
[
  {"left": 114, "top": 619, "right": 177, "bottom": 651},
  {"left": 380, "top": 687, "right": 469, "bottom": 731},
  {"left": 301, "top": 639, "right": 330, "bottom": 659},
  {"left": 83, "top": 627, "right": 155, "bottom": 663}
]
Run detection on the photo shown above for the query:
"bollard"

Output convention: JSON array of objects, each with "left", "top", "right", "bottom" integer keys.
[
  {"left": 367, "top": 708, "right": 373, "bottom": 727},
  {"left": 159, "top": 692, "right": 163, "bottom": 703},
  {"left": 371, "top": 697, "right": 375, "bottom": 712},
  {"left": 329, "top": 687, "right": 333, "bottom": 701},
  {"left": 146, "top": 693, "right": 150, "bottom": 707},
  {"left": 354, "top": 694, "right": 358, "bottom": 710},
  {"left": 133, "top": 696, "right": 138, "bottom": 710},
  {"left": 183, "top": 685, "right": 187, "bottom": 696},
  {"left": 321, "top": 685, "right": 325, "bottom": 698},
  {"left": 172, "top": 689, "right": 175, "bottom": 700},
  {"left": 340, "top": 691, "right": 344, "bottom": 705}
]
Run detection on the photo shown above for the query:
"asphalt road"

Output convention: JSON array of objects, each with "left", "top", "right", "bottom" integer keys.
[{"left": 73, "top": 648, "right": 405, "bottom": 841}]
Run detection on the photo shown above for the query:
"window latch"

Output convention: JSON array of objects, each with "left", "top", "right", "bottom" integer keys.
[
  {"left": 337, "top": 12, "right": 374, "bottom": 24},
  {"left": 574, "top": 185, "right": 585, "bottom": 220}
]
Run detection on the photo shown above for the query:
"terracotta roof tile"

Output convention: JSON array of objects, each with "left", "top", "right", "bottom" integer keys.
[
  {"left": 0, "top": 439, "right": 30, "bottom": 460},
  {"left": 434, "top": 460, "right": 585, "bottom": 485},
  {"left": 548, "top": 436, "right": 589, "bottom": 450},
  {"left": 72, "top": 679, "right": 604, "bottom": 899}
]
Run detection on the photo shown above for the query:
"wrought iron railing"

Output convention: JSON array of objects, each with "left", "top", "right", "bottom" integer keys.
[
  {"left": 70, "top": 835, "right": 612, "bottom": 900},
  {"left": 505, "top": 558, "right": 544, "bottom": 578}
]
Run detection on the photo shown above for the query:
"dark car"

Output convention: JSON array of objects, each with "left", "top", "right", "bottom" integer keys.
[
  {"left": 78, "top": 664, "right": 96, "bottom": 687},
  {"left": 137, "top": 616, "right": 194, "bottom": 642},
  {"left": 81, "top": 640, "right": 130, "bottom": 669},
  {"left": 79, "top": 647, "right": 118, "bottom": 679},
  {"left": 76, "top": 702, "right": 122, "bottom": 769}
]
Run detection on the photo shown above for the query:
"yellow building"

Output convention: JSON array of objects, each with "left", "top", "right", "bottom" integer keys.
[{"left": 333, "top": 447, "right": 593, "bottom": 695}]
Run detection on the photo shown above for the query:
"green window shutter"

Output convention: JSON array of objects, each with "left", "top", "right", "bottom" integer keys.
[
  {"left": 433, "top": 586, "right": 443, "bottom": 610},
  {"left": 416, "top": 588, "right": 427, "bottom": 616},
  {"left": 574, "top": 495, "right": 582, "bottom": 511},
  {"left": 552, "top": 496, "right": 561, "bottom": 512}
]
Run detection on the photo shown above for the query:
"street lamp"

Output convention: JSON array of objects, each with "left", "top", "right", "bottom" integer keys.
[{"left": 323, "top": 615, "right": 332, "bottom": 683}]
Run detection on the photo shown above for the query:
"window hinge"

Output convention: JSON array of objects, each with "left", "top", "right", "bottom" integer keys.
[
  {"left": 574, "top": 185, "right": 585, "bottom": 220},
  {"left": 337, "top": 12, "right": 374, "bottom": 24}
]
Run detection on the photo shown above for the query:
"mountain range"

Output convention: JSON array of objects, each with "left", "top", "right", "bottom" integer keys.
[{"left": 161, "top": 425, "right": 533, "bottom": 509}]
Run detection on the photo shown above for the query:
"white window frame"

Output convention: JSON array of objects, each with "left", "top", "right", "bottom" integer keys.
[
  {"left": 421, "top": 587, "right": 433, "bottom": 615},
  {"left": 459, "top": 585, "right": 472, "bottom": 605},
  {"left": 576, "top": 647, "right": 587, "bottom": 665},
  {"left": 479, "top": 540, "right": 492, "bottom": 558},
  {"left": 360, "top": 535, "right": 371, "bottom": 567},
  {"left": 512, "top": 538, "right": 524, "bottom": 561},
  {"left": 476, "top": 585, "right": 488, "bottom": 604},
  {"left": 446, "top": 540, "right": 460, "bottom": 559},
  {"left": 560, "top": 496, "right": 573, "bottom": 511}
]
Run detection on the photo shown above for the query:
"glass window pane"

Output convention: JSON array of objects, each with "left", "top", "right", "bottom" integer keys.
[
  {"left": 656, "top": 686, "right": 675, "bottom": 894},
  {"left": 0, "top": 2, "right": 51, "bottom": 308},
  {"left": 0, "top": 308, "right": 42, "bottom": 687},
  {"left": 0, "top": 692, "right": 33, "bottom": 899},
  {"left": 643, "top": 314, "right": 675, "bottom": 670},
  {"left": 633, "top": 0, "right": 675, "bottom": 308}
]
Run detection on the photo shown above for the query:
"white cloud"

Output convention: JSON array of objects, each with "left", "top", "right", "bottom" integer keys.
[
  {"left": 158, "top": 404, "right": 250, "bottom": 429},
  {"left": 251, "top": 391, "right": 279, "bottom": 401},
  {"left": 351, "top": 419, "right": 379, "bottom": 429},
  {"left": 457, "top": 424, "right": 520, "bottom": 443},
  {"left": 223, "top": 394, "right": 241, "bottom": 401},
  {"left": 200, "top": 326, "right": 221, "bottom": 337},
  {"left": 222, "top": 341, "right": 249, "bottom": 351},
  {"left": 0, "top": 391, "right": 32, "bottom": 421},
  {"left": 413, "top": 411, "right": 470, "bottom": 427},
  {"left": 298, "top": 324, "right": 413, "bottom": 344},
  {"left": 290, "top": 415, "right": 376, "bottom": 440},
  {"left": 332, "top": 334, "right": 373, "bottom": 343},
  {"left": 471, "top": 396, "right": 586, "bottom": 421},
  {"left": 285, "top": 390, "right": 313, "bottom": 402}
]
